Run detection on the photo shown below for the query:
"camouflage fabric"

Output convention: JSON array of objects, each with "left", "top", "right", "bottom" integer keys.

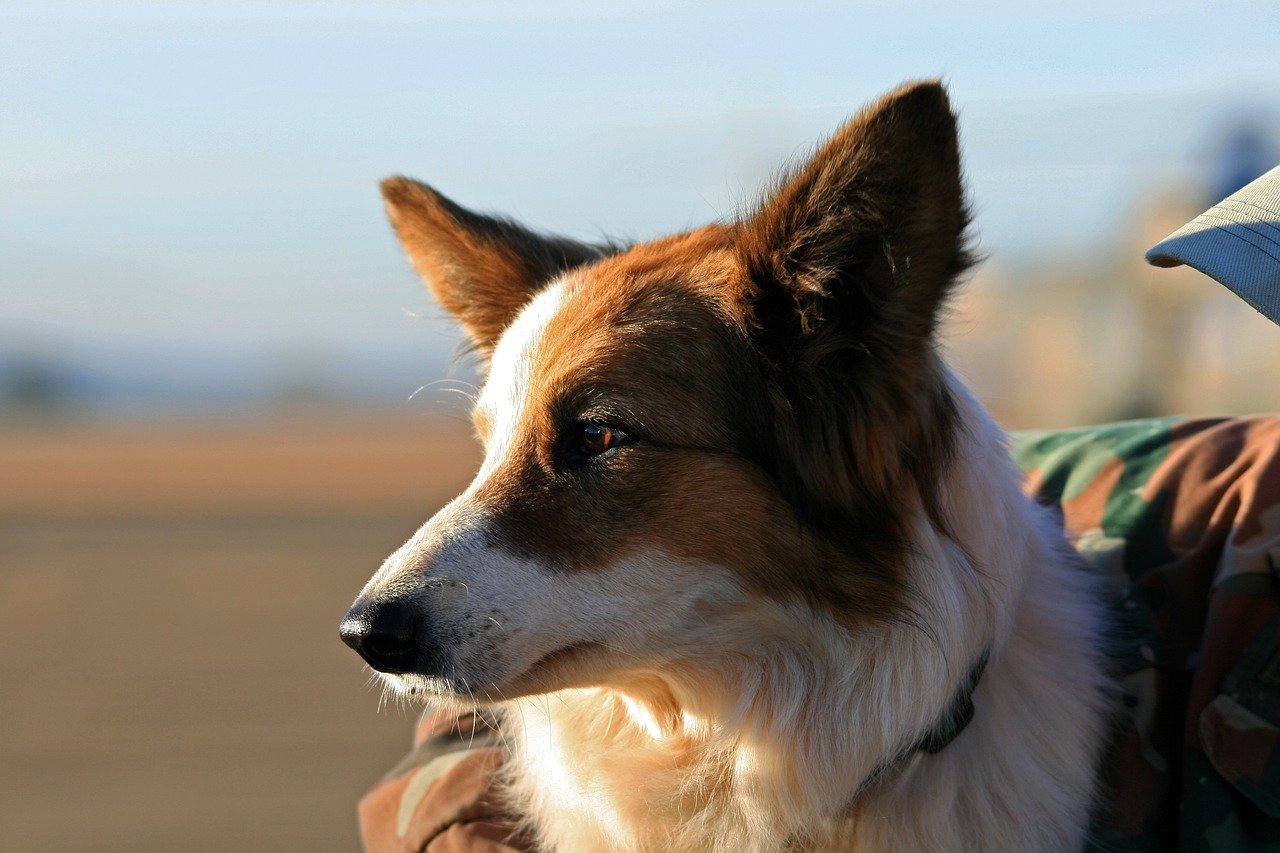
[
  {"left": 1016, "top": 415, "right": 1280, "bottom": 851},
  {"left": 360, "top": 416, "right": 1280, "bottom": 852},
  {"left": 357, "top": 708, "right": 525, "bottom": 852}
]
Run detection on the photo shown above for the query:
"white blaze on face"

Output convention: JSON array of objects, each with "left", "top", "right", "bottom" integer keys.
[{"left": 472, "top": 280, "right": 570, "bottom": 482}]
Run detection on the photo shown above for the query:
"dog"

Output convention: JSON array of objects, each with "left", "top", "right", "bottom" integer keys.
[{"left": 341, "top": 81, "right": 1111, "bottom": 851}]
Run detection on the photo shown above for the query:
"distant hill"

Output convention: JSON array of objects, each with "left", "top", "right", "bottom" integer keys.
[{"left": 0, "top": 328, "right": 474, "bottom": 418}]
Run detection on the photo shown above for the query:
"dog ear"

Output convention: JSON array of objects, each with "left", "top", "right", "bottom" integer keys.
[
  {"left": 737, "top": 80, "right": 971, "bottom": 365},
  {"left": 735, "top": 82, "right": 974, "bottom": 531},
  {"left": 381, "top": 177, "right": 606, "bottom": 356}
]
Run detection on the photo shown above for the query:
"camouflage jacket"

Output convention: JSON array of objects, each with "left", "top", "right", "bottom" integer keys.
[{"left": 359, "top": 416, "right": 1280, "bottom": 852}]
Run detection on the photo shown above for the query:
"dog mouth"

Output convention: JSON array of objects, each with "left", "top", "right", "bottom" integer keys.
[
  {"left": 387, "top": 640, "right": 605, "bottom": 702},
  {"left": 472, "top": 640, "right": 605, "bottom": 700},
  {"left": 507, "top": 640, "right": 600, "bottom": 687}
]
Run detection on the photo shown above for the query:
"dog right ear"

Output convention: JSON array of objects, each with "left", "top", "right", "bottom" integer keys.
[
  {"left": 736, "top": 81, "right": 970, "bottom": 362},
  {"left": 380, "top": 177, "right": 606, "bottom": 357},
  {"left": 732, "top": 82, "right": 972, "bottom": 526}
]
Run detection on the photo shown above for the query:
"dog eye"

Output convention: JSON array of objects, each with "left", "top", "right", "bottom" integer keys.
[{"left": 576, "top": 423, "right": 627, "bottom": 458}]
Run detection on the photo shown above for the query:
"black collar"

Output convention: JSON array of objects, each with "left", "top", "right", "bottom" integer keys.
[
  {"left": 858, "top": 647, "right": 991, "bottom": 796},
  {"left": 912, "top": 647, "right": 989, "bottom": 755}
]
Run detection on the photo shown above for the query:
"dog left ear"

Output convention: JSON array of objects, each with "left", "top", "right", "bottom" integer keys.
[
  {"left": 381, "top": 177, "right": 606, "bottom": 357},
  {"left": 737, "top": 80, "right": 972, "bottom": 363},
  {"left": 735, "top": 82, "right": 973, "bottom": 531}
]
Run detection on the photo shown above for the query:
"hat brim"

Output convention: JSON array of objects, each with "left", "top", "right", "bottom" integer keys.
[{"left": 1146, "top": 164, "right": 1280, "bottom": 326}]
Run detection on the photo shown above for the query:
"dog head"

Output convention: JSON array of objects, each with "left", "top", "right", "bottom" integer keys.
[{"left": 341, "top": 81, "right": 972, "bottom": 703}]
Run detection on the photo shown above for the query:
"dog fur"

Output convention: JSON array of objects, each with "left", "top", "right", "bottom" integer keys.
[{"left": 346, "top": 81, "right": 1111, "bottom": 851}]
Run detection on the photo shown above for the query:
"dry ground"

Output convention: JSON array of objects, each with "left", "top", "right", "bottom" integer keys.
[{"left": 0, "top": 414, "right": 482, "bottom": 851}]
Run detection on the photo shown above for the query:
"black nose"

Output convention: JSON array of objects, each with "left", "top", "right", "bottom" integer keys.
[{"left": 339, "top": 599, "right": 418, "bottom": 673}]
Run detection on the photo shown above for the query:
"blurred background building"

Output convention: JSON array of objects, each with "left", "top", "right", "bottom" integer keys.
[
  {"left": 2, "top": 2, "right": 1278, "bottom": 850},
  {"left": 946, "top": 116, "right": 1280, "bottom": 427}
]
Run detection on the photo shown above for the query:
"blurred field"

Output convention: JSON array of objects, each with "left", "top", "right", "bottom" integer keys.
[{"left": 0, "top": 415, "right": 481, "bottom": 851}]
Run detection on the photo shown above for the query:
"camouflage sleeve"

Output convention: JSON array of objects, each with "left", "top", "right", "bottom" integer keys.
[
  {"left": 1015, "top": 416, "right": 1280, "bottom": 851},
  {"left": 357, "top": 708, "right": 528, "bottom": 852}
]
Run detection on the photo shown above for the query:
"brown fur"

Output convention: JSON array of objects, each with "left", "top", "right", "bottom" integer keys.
[
  {"left": 735, "top": 81, "right": 973, "bottom": 542},
  {"left": 384, "top": 81, "right": 973, "bottom": 623},
  {"left": 381, "top": 176, "right": 609, "bottom": 356}
]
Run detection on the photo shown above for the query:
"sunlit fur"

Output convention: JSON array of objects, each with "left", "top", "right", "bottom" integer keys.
[
  {"left": 497, "top": 379, "right": 1109, "bottom": 852},
  {"left": 350, "top": 81, "right": 1112, "bottom": 851}
]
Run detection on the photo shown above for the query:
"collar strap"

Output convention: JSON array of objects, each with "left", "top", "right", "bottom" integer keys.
[
  {"left": 848, "top": 648, "right": 991, "bottom": 809},
  {"left": 913, "top": 647, "right": 989, "bottom": 755}
]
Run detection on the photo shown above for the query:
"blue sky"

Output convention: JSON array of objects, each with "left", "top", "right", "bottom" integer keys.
[{"left": 2, "top": 1, "right": 1278, "bottom": 407}]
